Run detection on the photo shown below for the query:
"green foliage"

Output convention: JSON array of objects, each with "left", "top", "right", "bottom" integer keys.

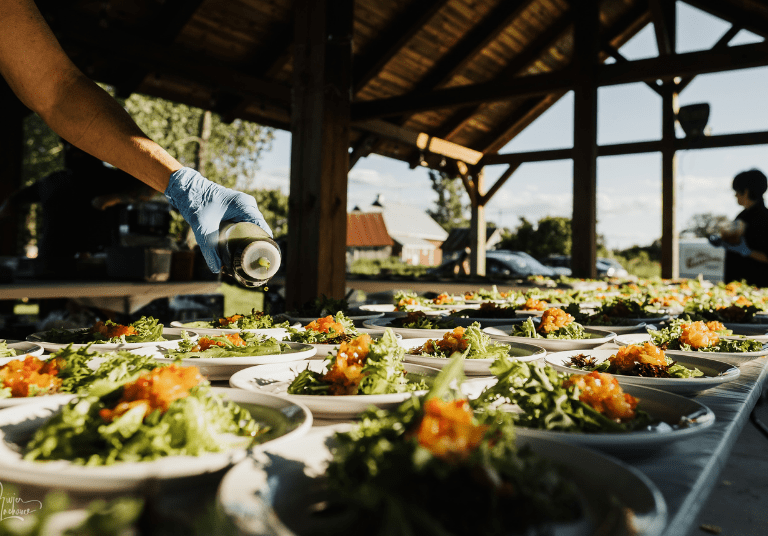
[
  {"left": 498, "top": 216, "right": 573, "bottom": 258},
  {"left": 612, "top": 250, "right": 661, "bottom": 278},
  {"left": 426, "top": 170, "right": 469, "bottom": 231},
  {"left": 245, "top": 188, "right": 289, "bottom": 238},
  {"left": 350, "top": 256, "right": 429, "bottom": 277},
  {"left": 683, "top": 212, "right": 730, "bottom": 238}
]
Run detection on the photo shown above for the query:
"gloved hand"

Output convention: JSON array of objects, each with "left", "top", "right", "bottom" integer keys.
[
  {"left": 164, "top": 168, "right": 272, "bottom": 272},
  {"left": 723, "top": 238, "right": 752, "bottom": 257},
  {"left": 707, "top": 234, "right": 723, "bottom": 248}
]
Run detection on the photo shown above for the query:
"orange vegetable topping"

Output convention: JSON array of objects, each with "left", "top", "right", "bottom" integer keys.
[
  {"left": 564, "top": 371, "right": 638, "bottom": 422},
  {"left": 191, "top": 333, "right": 247, "bottom": 352},
  {"left": 395, "top": 297, "right": 419, "bottom": 311},
  {"left": 411, "top": 327, "right": 468, "bottom": 355},
  {"left": 432, "top": 293, "right": 454, "bottom": 305},
  {"left": 0, "top": 355, "right": 64, "bottom": 397},
  {"left": 91, "top": 321, "right": 137, "bottom": 338},
  {"left": 321, "top": 334, "right": 372, "bottom": 395},
  {"left": 99, "top": 365, "right": 204, "bottom": 422},
  {"left": 522, "top": 298, "right": 548, "bottom": 311},
  {"left": 609, "top": 343, "right": 666, "bottom": 372},
  {"left": 416, "top": 398, "right": 487, "bottom": 461},
  {"left": 679, "top": 321, "right": 719, "bottom": 349},
  {"left": 305, "top": 315, "right": 345, "bottom": 335},
  {"left": 537, "top": 308, "right": 573, "bottom": 334},
  {"left": 216, "top": 314, "right": 244, "bottom": 326}
]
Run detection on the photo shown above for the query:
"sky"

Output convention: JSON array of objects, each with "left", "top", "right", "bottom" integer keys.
[{"left": 252, "top": 3, "right": 768, "bottom": 250}]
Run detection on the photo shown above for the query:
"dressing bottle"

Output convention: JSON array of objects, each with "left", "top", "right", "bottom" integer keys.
[{"left": 218, "top": 221, "right": 281, "bottom": 288}]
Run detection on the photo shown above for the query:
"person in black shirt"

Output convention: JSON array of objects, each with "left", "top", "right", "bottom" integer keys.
[{"left": 712, "top": 169, "right": 768, "bottom": 288}]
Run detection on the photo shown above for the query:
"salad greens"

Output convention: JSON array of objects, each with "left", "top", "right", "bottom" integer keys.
[
  {"left": 24, "top": 382, "right": 263, "bottom": 466},
  {"left": 650, "top": 318, "right": 764, "bottom": 353},
  {"left": 476, "top": 356, "right": 652, "bottom": 432},
  {"left": 181, "top": 309, "right": 289, "bottom": 330},
  {"left": 512, "top": 317, "right": 587, "bottom": 339},
  {"left": 408, "top": 323, "right": 510, "bottom": 360},
  {"left": 166, "top": 331, "right": 293, "bottom": 359},
  {"left": 286, "top": 312, "right": 358, "bottom": 344},
  {"left": 326, "top": 356, "right": 580, "bottom": 535},
  {"left": 41, "top": 316, "right": 165, "bottom": 344},
  {"left": 565, "top": 351, "right": 703, "bottom": 379},
  {"left": 287, "top": 329, "right": 427, "bottom": 395},
  {"left": 0, "top": 340, "right": 16, "bottom": 358},
  {"left": 389, "top": 312, "right": 455, "bottom": 329}
]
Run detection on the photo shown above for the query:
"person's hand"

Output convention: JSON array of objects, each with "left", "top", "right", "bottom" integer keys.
[
  {"left": 164, "top": 168, "right": 272, "bottom": 272},
  {"left": 723, "top": 239, "right": 752, "bottom": 257}
]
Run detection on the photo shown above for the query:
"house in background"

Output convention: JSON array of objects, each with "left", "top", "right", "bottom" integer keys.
[
  {"left": 346, "top": 210, "right": 394, "bottom": 266},
  {"left": 441, "top": 227, "right": 503, "bottom": 260},
  {"left": 348, "top": 195, "right": 448, "bottom": 266}
]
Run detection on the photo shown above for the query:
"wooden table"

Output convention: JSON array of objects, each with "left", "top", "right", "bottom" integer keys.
[{"left": 0, "top": 280, "right": 221, "bottom": 314}]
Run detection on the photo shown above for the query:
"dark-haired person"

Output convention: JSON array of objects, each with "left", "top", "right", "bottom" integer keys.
[
  {"left": 0, "top": 0, "right": 271, "bottom": 273},
  {"left": 712, "top": 169, "right": 768, "bottom": 288}
]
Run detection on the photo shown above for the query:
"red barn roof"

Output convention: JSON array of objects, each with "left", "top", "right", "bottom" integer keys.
[{"left": 347, "top": 212, "right": 394, "bottom": 247}]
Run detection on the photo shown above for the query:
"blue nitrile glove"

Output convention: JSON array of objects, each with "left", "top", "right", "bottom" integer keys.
[
  {"left": 164, "top": 168, "right": 272, "bottom": 273},
  {"left": 707, "top": 234, "right": 723, "bottom": 248},
  {"left": 723, "top": 239, "right": 752, "bottom": 257}
]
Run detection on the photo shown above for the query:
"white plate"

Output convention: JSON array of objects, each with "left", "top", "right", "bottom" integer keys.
[
  {"left": 723, "top": 323, "right": 768, "bottom": 342},
  {"left": 229, "top": 361, "right": 439, "bottom": 419},
  {"left": 584, "top": 322, "right": 647, "bottom": 334},
  {"left": 400, "top": 337, "right": 546, "bottom": 375},
  {"left": 26, "top": 327, "right": 196, "bottom": 352},
  {"left": 545, "top": 349, "right": 740, "bottom": 396},
  {"left": 361, "top": 316, "right": 507, "bottom": 339},
  {"left": 0, "top": 387, "right": 311, "bottom": 493},
  {"left": 483, "top": 326, "right": 617, "bottom": 351},
  {"left": 615, "top": 333, "right": 768, "bottom": 365},
  {"left": 218, "top": 425, "right": 666, "bottom": 536},
  {"left": 132, "top": 342, "right": 317, "bottom": 381},
  {"left": 357, "top": 304, "right": 445, "bottom": 318},
  {"left": 0, "top": 340, "right": 44, "bottom": 358},
  {"left": 170, "top": 319, "right": 289, "bottom": 340},
  {"left": 512, "top": 384, "right": 716, "bottom": 457},
  {"left": 281, "top": 313, "right": 385, "bottom": 327}
]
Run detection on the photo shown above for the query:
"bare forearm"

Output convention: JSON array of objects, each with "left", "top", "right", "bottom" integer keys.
[{"left": 750, "top": 251, "right": 768, "bottom": 264}]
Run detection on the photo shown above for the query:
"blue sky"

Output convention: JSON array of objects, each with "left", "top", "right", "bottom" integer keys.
[{"left": 253, "top": 3, "right": 767, "bottom": 250}]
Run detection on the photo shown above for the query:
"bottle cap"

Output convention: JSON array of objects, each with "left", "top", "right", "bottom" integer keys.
[{"left": 239, "top": 240, "right": 281, "bottom": 281}]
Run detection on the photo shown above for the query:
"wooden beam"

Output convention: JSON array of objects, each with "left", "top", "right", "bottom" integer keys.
[
  {"left": 469, "top": 170, "right": 486, "bottom": 277},
  {"left": 355, "top": 120, "right": 483, "bottom": 165},
  {"left": 352, "top": 0, "right": 450, "bottom": 95},
  {"left": 661, "top": 83, "right": 679, "bottom": 278},
  {"left": 406, "top": 0, "right": 531, "bottom": 95},
  {"left": 649, "top": 0, "right": 676, "bottom": 55},
  {"left": 571, "top": 1, "right": 599, "bottom": 279},
  {"left": 480, "top": 164, "right": 520, "bottom": 205},
  {"left": 603, "top": 45, "right": 663, "bottom": 96},
  {"left": 676, "top": 24, "right": 740, "bottom": 93},
  {"left": 348, "top": 134, "right": 377, "bottom": 170},
  {"left": 286, "top": 0, "right": 352, "bottom": 306},
  {"left": 682, "top": 0, "right": 768, "bottom": 39},
  {"left": 676, "top": 130, "right": 768, "bottom": 151},
  {"left": 150, "top": 0, "right": 207, "bottom": 44},
  {"left": 480, "top": 147, "right": 573, "bottom": 166}
]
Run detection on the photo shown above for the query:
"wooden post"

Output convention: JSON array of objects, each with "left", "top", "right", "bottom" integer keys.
[
  {"left": 286, "top": 0, "right": 352, "bottom": 307},
  {"left": 661, "top": 84, "right": 679, "bottom": 278},
  {"left": 571, "top": 3, "right": 599, "bottom": 279},
  {"left": 469, "top": 169, "right": 486, "bottom": 277},
  {"left": 0, "top": 84, "right": 26, "bottom": 256}
]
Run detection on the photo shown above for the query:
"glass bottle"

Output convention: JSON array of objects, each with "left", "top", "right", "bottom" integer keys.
[{"left": 218, "top": 221, "right": 281, "bottom": 288}]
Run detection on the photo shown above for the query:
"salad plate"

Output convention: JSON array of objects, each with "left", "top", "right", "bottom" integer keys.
[
  {"left": 170, "top": 319, "right": 289, "bottom": 340},
  {"left": 218, "top": 425, "right": 667, "bottom": 536},
  {"left": 294, "top": 332, "right": 401, "bottom": 358},
  {"left": 545, "top": 349, "right": 740, "bottom": 395},
  {"left": 0, "top": 387, "right": 311, "bottom": 493},
  {"left": 483, "top": 325, "right": 617, "bottom": 351},
  {"left": 361, "top": 316, "right": 517, "bottom": 339},
  {"left": 132, "top": 342, "right": 317, "bottom": 381},
  {"left": 583, "top": 322, "right": 647, "bottom": 334},
  {"left": 26, "top": 327, "right": 196, "bottom": 353},
  {"left": 229, "top": 361, "right": 439, "bottom": 418},
  {"left": 615, "top": 333, "right": 768, "bottom": 365},
  {"left": 281, "top": 311, "right": 385, "bottom": 327},
  {"left": 400, "top": 337, "right": 546, "bottom": 375},
  {"left": 0, "top": 340, "right": 44, "bottom": 359},
  {"left": 723, "top": 323, "right": 768, "bottom": 342},
  {"left": 511, "top": 384, "right": 716, "bottom": 456}
]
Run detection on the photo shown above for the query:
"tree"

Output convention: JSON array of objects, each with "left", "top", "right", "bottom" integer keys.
[
  {"left": 245, "top": 188, "right": 289, "bottom": 238},
  {"left": 498, "top": 216, "right": 572, "bottom": 258},
  {"left": 426, "top": 170, "right": 469, "bottom": 232},
  {"left": 683, "top": 212, "right": 729, "bottom": 238}
]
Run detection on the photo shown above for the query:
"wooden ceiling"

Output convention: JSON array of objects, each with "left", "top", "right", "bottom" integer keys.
[{"left": 35, "top": 0, "right": 768, "bottom": 171}]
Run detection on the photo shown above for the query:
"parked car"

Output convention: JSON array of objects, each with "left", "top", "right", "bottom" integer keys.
[
  {"left": 428, "top": 249, "right": 557, "bottom": 279},
  {"left": 541, "top": 255, "right": 629, "bottom": 278}
]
